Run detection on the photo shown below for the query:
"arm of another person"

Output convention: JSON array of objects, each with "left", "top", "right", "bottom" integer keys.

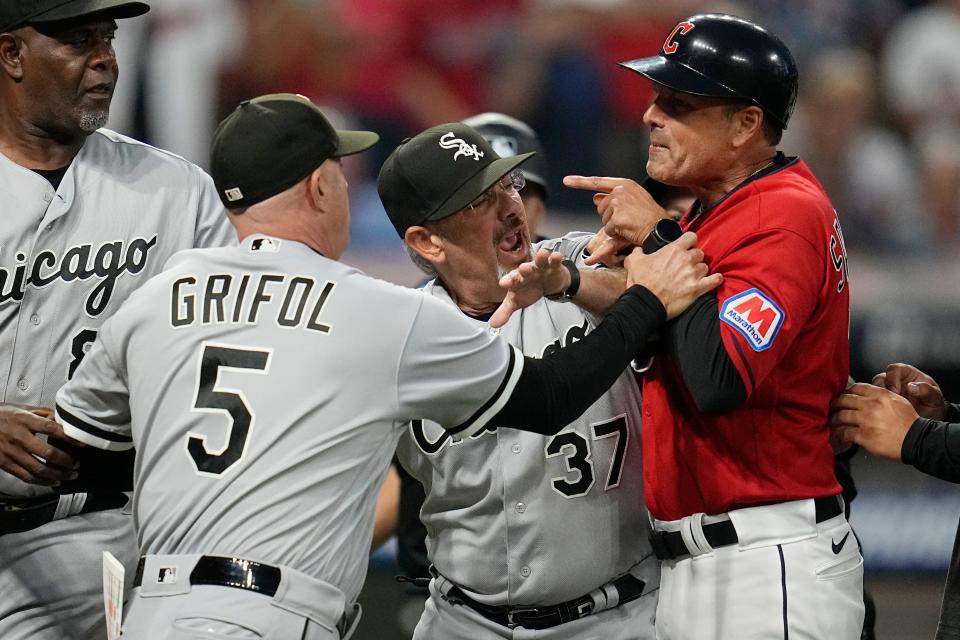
[
  {"left": 832, "top": 382, "right": 960, "bottom": 483},
  {"left": 53, "top": 319, "right": 133, "bottom": 452},
  {"left": 401, "top": 234, "right": 721, "bottom": 437},
  {"left": 663, "top": 226, "right": 836, "bottom": 414},
  {"left": 491, "top": 248, "right": 626, "bottom": 327}
]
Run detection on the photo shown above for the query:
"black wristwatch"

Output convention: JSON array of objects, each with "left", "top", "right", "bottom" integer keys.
[
  {"left": 641, "top": 218, "right": 683, "bottom": 254},
  {"left": 545, "top": 259, "right": 581, "bottom": 301}
]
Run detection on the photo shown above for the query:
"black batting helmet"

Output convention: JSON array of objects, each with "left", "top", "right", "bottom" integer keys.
[
  {"left": 462, "top": 112, "right": 549, "bottom": 199},
  {"left": 620, "top": 14, "right": 798, "bottom": 129}
]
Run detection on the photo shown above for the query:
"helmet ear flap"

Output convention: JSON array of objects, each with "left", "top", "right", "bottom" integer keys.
[{"left": 620, "top": 13, "right": 798, "bottom": 130}]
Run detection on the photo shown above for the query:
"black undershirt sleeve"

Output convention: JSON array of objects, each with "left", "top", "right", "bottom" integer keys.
[
  {"left": 901, "top": 415, "right": 960, "bottom": 484},
  {"left": 663, "top": 292, "right": 746, "bottom": 415},
  {"left": 488, "top": 285, "right": 666, "bottom": 435}
]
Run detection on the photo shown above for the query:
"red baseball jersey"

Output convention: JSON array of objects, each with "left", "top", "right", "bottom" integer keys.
[{"left": 643, "top": 158, "right": 849, "bottom": 521}]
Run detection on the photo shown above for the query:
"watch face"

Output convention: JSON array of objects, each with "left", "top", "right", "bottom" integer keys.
[
  {"left": 642, "top": 219, "right": 683, "bottom": 254},
  {"left": 656, "top": 219, "right": 683, "bottom": 243}
]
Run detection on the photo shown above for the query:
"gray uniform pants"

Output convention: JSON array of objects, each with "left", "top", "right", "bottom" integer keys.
[
  {"left": 414, "top": 575, "right": 657, "bottom": 640},
  {"left": 120, "top": 554, "right": 360, "bottom": 640},
  {"left": 0, "top": 508, "right": 138, "bottom": 640}
]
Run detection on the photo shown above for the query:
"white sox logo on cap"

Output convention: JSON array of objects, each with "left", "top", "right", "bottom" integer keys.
[{"left": 438, "top": 132, "right": 484, "bottom": 161}]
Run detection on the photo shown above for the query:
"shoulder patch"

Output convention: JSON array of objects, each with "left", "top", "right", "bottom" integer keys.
[{"left": 720, "top": 288, "right": 784, "bottom": 352}]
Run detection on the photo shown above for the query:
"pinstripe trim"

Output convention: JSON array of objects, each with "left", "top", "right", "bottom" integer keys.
[{"left": 778, "top": 544, "right": 789, "bottom": 640}]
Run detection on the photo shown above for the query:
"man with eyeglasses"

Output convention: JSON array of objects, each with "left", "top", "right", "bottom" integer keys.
[{"left": 377, "top": 122, "right": 669, "bottom": 639}]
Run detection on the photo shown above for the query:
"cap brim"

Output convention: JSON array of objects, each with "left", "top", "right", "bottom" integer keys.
[
  {"left": 30, "top": 0, "right": 150, "bottom": 24},
  {"left": 429, "top": 152, "right": 534, "bottom": 222},
  {"left": 619, "top": 56, "right": 741, "bottom": 101},
  {"left": 333, "top": 130, "right": 379, "bottom": 157}
]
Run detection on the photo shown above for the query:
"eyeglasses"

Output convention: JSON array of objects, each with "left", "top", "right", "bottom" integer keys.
[{"left": 465, "top": 169, "right": 526, "bottom": 213}]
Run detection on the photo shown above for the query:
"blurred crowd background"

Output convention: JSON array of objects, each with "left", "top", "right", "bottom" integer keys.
[{"left": 104, "top": 0, "right": 960, "bottom": 637}]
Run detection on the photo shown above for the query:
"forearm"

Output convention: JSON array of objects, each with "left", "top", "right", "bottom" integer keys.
[
  {"left": 665, "top": 293, "right": 746, "bottom": 414},
  {"left": 901, "top": 417, "right": 960, "bottom": 483},
  {"left": 569, "top": 268, "right": 627, "bottom": 316},
  {"left": 490, "top": 286, "right": 665, "bottom": 434}
]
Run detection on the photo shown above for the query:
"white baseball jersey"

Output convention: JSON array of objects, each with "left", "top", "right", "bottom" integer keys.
[
  {"left": 0, "top": 128, "right": 234, "bottom": 498},
  {"left": 396, "top": 233, "right": 658, "bottom": 607},
  {"left": 56, "top": 234, "right": 525, "bottom": 604}
]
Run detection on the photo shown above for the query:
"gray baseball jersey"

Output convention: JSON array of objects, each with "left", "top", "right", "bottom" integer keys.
[
  {"left": 0, "top": 129, "right": 234, "bottom": 640},
  {"left": 396, "top": 232, "right": 659, "bottom": 607},
  {"left": 0, "top": 129, "right": 234, "bottom": 498},
  {"left": 55, "top": 234, "right": 525, "bottom": 605}
]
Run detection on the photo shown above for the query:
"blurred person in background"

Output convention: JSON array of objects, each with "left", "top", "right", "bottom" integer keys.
[
  {"left": 882, "top": 0, "right": 960, "bottom": 248},
  {"left": 336, "top": 0, "right": 523, "bottom": 171},
  {"left": 108, "top": 0, "right": 244, "bottom": 166},
  {"left": 784, "top": 47, "right": 928, "bottom": 253}
]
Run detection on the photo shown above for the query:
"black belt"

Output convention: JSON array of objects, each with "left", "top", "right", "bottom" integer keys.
[
  {"left": 650, "top": 495, "right": 843, "bottom": 561},
  {"left": 134, "top": 555, "right": 282, "bottom": 597},
  {"left": 444, "top": 573, "right": 645, "bottom": 630},
  {"left": 0, "top": 492, "right": 128, "bottom": 536},
  {"left": 134, "top": 555, "right": 354, "bottom": 637}
]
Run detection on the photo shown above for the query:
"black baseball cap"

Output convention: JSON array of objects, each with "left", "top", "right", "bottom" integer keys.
[
  {"left": 0, "top": 0, "right": 150, "bottom": 33},
  {"left": 210, "top": 93, "right": 379, "bottom": 208},
  {"left": 378, "top": 122, "right": 533, "bottom": 237}
]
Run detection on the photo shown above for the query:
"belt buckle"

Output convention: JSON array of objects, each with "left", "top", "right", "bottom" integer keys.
[{"left": 506, "top": 607, "right": 540, "bottom": 628}]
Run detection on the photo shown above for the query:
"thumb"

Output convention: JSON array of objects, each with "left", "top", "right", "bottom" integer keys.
[
  {"left": 489, "top": 300, "right": 516, "bottom": 329},
  {"left": 908, "top": 381, "right": 940, "bottom": 404}
]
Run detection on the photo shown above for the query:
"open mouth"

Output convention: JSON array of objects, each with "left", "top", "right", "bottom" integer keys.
[{"left": 497, "top": 228, "right": 529, "bottom": 265}]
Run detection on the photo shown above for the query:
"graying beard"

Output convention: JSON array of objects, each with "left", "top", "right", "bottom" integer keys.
[{"left": 78, "top": 109, "right": 109, "bottom": 133}]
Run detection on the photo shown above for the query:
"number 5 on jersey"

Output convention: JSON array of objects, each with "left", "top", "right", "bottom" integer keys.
[{"left": 188, "top": 343, "right": 272, "bottom": 477}]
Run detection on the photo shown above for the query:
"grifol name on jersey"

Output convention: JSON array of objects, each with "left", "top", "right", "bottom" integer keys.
[
  {"left": 0, "top": 236, "right": 158, "bottom": 316},
  {"left": 171, "top": 273, "right": 335, "bottom": 333}
]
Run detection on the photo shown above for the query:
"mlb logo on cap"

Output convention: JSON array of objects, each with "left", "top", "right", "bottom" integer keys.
[{"left": 720, "top": 288, "right": 784, "bottom": 352}]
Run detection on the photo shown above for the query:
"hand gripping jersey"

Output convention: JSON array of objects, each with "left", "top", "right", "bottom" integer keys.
[
  {"left": 55, "top": 235, "right": 525, "bottom": 605},
  {"left": 642, "top": 157, "right": 850, "bottom": 521},
  {"left": 396, "top": 233, "right": 658, "bottom": 607}
]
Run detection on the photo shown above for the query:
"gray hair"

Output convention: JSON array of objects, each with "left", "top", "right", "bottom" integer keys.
[{"left": 405, "top": 243, "right": 438, "bottom": 278}]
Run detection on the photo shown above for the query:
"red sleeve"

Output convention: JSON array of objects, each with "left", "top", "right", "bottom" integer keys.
[{"left": 714, "top": 228, "right": 823, "bottom": 395}]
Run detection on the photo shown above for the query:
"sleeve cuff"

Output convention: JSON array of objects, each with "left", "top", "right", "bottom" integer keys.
[
  {"left": 900, "top": 417, "right": 930, "bottom": 465},
  {"left": 447, "top": 345, "right": 524, "bottom": 441},
  {"left": 56, "top": 404, "right": 133, "bottom": 452},
  {"left": 945, "top": 402, "right": 960, "bottom": 423}
]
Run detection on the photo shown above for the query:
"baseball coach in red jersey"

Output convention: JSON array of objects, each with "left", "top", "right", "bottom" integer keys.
[{"left": 566, "top": 13, "right": 862, "bottom": 640}]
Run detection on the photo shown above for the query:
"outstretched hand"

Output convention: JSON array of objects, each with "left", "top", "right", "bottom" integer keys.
[
  {"left": 490, "top": 249, "right": 568, "bottom": 328},
  {"left": 624, "top": 231, "right": 722, "bottom": 319},
  {"left": 564, "top": 175, "right": 669, "bottom": 266}
]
